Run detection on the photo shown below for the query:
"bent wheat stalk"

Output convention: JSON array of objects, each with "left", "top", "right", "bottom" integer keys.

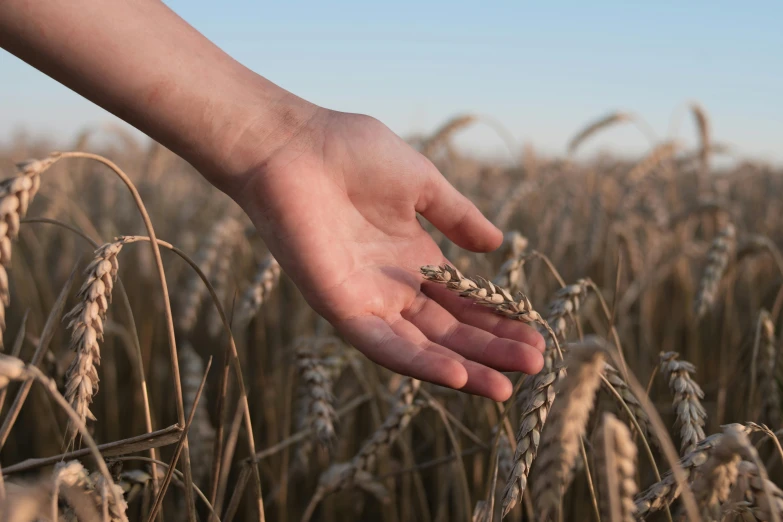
[{"left": 22, "top": 151, "right": 198, "bottom": 520}]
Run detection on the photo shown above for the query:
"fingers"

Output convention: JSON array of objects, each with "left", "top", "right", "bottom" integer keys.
[
  {"left": 415, "top": 167, "right": 502, "bottom": 253},
  {"left": 337, "top": 314, "right": 515, "bottom": 401},
  {"left": 403, "top": 291, "right": 544, "bottom": 374},
  {"left": 421, "top": 282, "right": 547, "bottom": 354}
]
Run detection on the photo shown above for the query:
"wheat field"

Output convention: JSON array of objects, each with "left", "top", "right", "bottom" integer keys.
[{"left": 0, "top": 106, "right": 782, "bottom": 522}]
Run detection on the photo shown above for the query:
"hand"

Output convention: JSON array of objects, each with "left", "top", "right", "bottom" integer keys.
[{"left": 234, "top": 108, "right": 544, "bottom": 401}]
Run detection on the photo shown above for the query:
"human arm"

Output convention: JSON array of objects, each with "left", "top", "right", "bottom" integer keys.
[{"left": 0, "top": 0, "right": 544, "bottom": 401}]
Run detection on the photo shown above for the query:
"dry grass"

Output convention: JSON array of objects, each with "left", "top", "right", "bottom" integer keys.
[{"left": 1, "top": 104, "right": 783, "bottom": 522}]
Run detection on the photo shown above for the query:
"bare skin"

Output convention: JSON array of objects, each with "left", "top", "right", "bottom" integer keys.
[{"left": 1, "top": 0, "right": 543, "bottom": 401}]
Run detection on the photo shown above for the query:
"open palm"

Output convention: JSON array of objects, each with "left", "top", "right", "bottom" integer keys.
[{"left": 237, "top": 109, "right": 544, "bottom": 401}]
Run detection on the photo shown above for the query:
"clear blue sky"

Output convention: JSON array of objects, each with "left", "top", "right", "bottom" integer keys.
[{"left": 1, "top": 1, "right": 781, "bottom": 162}]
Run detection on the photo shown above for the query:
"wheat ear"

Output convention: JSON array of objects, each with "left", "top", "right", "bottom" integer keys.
[
  {"left": 693, "top": 223, "right": 736, "bottom": 319},
  {"left": 0, "top": 159, "right": 49, "bottom": 346},
  {"left": 758, "top": 311, "right": 780, "bottom": 427},
  {"left": 235, "top": 254, "right": 281, "bottom": 327},
  {"left": 567, "top": 111, "right": 632, "bottom": 154},
  {"left": 301, "top": 378, "right": 422, "bottom": 522},
  {"left": 176, "top": 217, "right": 240, "bottom": 334},
  {"left": 532, "top": 342, "right": 606, "bottom": 521},
  {"left": 728, "top": 460, "right": 783, "bottom": 522},
  {"left": 501, "top": 360, "right": 566, "bottom": 517},
  {"left": 595, "top": 413, "right": 638, "bottom": 522},
  {"left": 660, "top": 351, "right": 707, "bottom": 455},
  {"left": 603, "top": 363, "right": 657, "bottom": 448},
  {"left": 420, "top": 114, "right": 477, "bottom": 158},
  {"left": 493, "top": 231, "right": 529, "bottom": 293},
  {"left": 545, "top": 278, "right": 591, "bottom": 341},
  {"left": 63, "top": 239, "right": 126, "bottom": 448},
  {"left": 53, "top": 460, "right": 128, "bottom": 522},
  {"left": 635, "top": 430, "right": 725, "bottom": 516},
  {"left": 295, "top": 337, "right": 340, "bottom": 449},
  {"left": 420, "top": 265, "right": 557, "bottom": 347},
  {"left": 691, "top": 425, "right": 752, "bottom": 521},
  {"left": 318, "top": 378, "right": 421, "bottom": 493}
]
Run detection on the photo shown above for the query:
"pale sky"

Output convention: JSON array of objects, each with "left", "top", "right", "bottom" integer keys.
[{"left": 1, "top": 1, "right": 781, "bottom": 162}]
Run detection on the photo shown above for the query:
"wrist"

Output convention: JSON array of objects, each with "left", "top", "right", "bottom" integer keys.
[{"left": 186, "top": 73, "right": 322, "bottom": 198}]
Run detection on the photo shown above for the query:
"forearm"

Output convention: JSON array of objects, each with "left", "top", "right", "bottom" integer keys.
[{"left": 0, "top": 0, "right": 315, "bottom": 193}]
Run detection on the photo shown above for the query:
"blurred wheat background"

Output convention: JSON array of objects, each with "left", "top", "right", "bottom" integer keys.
[{"left": 0, "top": 104, "right": 782, "bottom": 522}]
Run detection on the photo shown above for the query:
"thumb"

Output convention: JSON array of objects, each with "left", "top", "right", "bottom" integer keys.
[{"left": 416, "top": 168, "right": 503, "bottom": 252}]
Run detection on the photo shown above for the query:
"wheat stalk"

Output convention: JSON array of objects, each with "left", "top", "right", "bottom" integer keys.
[
  {"left": 532, "top": 341, "right": 606, "bottom": 521},
  {"left": 567, "top": 112, "right": 632, "bottom": 155},
  {"left": 595, "top": 413, "right": 638, "bottom": 522},
  {"left": 63, "top": 238, "right": 127, "bottom": 448},
  {"left": 660, "top": 351, "right": 707, "bottom": 455},
  {"left": 180, "top": 341, "right": 216, "bottom": 487},
  {"left": 694, "top": 223, "right": 736, "bottom": 319}
]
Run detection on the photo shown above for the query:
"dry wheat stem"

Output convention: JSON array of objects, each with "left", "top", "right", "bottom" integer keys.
[
  {"left": 660, "top": 351, "right": 707, "bottom": 455},
  {"left": 532, "top": 342, "right": 606, "bottom": 522},
  {"left": 595, "top": 413, "right": 638, "bottom": 522},
  {"left": 694, "top": 223, "right": 736, "bottom": 319},
  {"left": 180, "top": 341, "right": 216, "bottom": 487},
  {"left": 40, "top": 151, "right": 198, "bottom": 521},
  {"left": 20, "top": 217, "right": 162, "bottom": 502},
  {"left": 117, "top": 234, "right": 264, "bottom": 519}
]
